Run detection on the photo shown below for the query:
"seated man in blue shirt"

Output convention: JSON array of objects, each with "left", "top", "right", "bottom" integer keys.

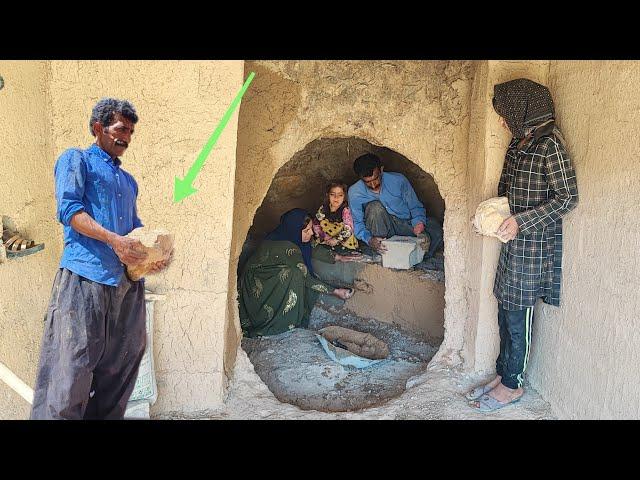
[
  {"left": 348, "top": 153, "right": 443, "bottom": 257},
  {"left": 30, "top": 98, "right": 169, "bottom": 420}
]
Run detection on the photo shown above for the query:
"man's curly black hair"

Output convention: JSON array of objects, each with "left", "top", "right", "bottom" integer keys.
[{"left": 89, "top": 98, "right": 138, "bottom": 137}]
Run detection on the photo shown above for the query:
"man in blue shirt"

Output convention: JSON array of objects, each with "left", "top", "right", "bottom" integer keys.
[
  {"left": 30, "top": 98, "right": 168, "bottom": 420},
  {"left": 348, "top": 153, "right": 443, "bottom": 257}
]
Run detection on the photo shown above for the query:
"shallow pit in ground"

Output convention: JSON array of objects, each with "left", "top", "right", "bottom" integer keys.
[{"left": 241, "top": 306, "right": 439, "bottom": 412}]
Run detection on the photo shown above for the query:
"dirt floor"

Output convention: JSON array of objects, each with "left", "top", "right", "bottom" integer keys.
[
  {"left": 156, "top": 348, "right": 555, "bottom": 420},
  {"left": 155, "top": 308, "right": 556, "bottom": 420},
  {"left": 241, "top": 307, "right": 438, "bottom": 412},
  {"left": 155, "top": 248, "right": 556, "bottom": 420}
]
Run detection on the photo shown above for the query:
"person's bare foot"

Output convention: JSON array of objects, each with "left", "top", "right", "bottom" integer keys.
[
  {"left": 333, "top": 288, "right": 354, "bottom": 300},
  {"left": 465, "top": 375, "right": 502, "bottom": 399},
  {"left": 484, "top": 375, "right": 502, "bottom": 391},
  {"left": 471, "top": 382, "right": 523, "bottom": 408}
]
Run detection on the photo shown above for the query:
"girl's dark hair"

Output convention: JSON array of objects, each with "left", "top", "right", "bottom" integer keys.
[
  {"left": 321, "top": 181, "right": 349, "bottom": 223},
  {"left": 302, "top": 215, "right": 312, "bottom": 229},
  {"left": 324, "top": 181, "right": 349, "bottom": 207}
]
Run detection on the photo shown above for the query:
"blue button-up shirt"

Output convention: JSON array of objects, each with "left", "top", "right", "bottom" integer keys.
[
  {"left": 348, "top": 171, "right": 427, "bottom": 244},
  {"left": 55, "top": 143, "right": 143, "bottom": 286}
]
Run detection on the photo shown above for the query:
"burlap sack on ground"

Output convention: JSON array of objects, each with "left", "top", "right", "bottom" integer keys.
[{"left": 319, "top": 325, "right": 389, "bottom": 360}]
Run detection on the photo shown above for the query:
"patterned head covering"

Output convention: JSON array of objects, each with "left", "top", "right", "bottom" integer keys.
[
  {"left": 493, "top": 78, "right": 555, "bottom": 139},
  {"left": 265, "top": 208, "right": 314, "bottom": 275}
]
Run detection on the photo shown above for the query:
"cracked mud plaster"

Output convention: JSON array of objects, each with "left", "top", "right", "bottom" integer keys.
[
  {"left": 0, "top": 61, "right": 244, "bottom": 417},
  {"left": 229, "top": 60, "right": 475, "bottom": 380}
]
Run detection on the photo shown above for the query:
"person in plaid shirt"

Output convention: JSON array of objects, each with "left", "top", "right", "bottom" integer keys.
[{"left": 468, "top": 79, "right": 579, "bottom": 412}]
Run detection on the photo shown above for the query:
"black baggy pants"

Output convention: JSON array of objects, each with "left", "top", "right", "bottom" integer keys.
[
  {"left": 30, "top": 268, "right": 146, "bottom": 420},
  {"left": 364, "top": 200, "right": 443, "bottom": 257}
]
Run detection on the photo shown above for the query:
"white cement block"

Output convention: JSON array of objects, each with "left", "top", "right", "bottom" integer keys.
[{"left": 380, "top": 235, "right": 426, "bottom": 270}]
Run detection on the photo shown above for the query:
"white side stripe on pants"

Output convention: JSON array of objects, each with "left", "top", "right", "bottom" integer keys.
[{"left": 517, "top": 307, "right": 533, "bottom": 388}]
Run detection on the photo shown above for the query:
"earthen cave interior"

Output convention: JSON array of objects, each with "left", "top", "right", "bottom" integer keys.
[{"left": 238, "top": 137, "right": 447, "bottom": 411}]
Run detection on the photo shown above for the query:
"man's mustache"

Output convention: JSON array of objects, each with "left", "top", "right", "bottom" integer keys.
[{"left": 114, "top": 140, "right": 128, "bottom": 148}]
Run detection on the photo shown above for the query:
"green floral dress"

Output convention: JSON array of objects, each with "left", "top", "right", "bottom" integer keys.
[{"left": 238, "top": 240, "right": 335, "bottom": 337}]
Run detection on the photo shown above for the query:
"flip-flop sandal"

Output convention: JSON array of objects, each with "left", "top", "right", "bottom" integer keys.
[
  {"left": 2, "top": 231, "right": 45, "bottom": 258},
  {"left": 343, "top": 288, "right": 354, "bottom": 300},
  {"left": 464, "top": 383, "right": 495, "bottom": 401},
  {"left": 471, "top": 393, "right": 522, "bottom": 413}
]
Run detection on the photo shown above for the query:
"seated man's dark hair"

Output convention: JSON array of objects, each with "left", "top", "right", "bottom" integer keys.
[{"left": 353, "top": 153, "right": 381, "bottom": 178}]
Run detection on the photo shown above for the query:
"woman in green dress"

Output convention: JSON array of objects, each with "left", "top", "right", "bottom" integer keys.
[{"left": 239, "top": 208, "right": 354, "bottom": 338}]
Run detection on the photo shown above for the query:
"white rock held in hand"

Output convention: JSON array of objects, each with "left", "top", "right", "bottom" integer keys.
[
  {"left": 472, "top": 196, "right": 511, "bottom": 243},
  {"left": 125, "top": 227, "right": 174, "bottom": 281}
]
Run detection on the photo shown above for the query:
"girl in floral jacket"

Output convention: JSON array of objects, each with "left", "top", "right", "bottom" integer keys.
[{"left": 313, "top": 181, "right": 359, "bottom": 253}]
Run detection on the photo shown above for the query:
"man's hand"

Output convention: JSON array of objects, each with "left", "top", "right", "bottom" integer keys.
[
  {"left": 497, "top": 216, "right": 519, "bottom": 241},
  {"left": 335, "top": 252, "right": 362, "bottom": 263},
  {"left": 413, "top": 222, "right": 425, "bottom": 235},
  {"left": 369, "top": 237, "right": 387, "bottom": 253},
  {"left": 109, "top": 235, "right": 148, "bottom": 266}
]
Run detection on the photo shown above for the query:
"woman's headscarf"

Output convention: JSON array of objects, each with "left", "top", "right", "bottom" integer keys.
[
  {"left": 265, "top": 208, "right": 314, "bottom": 275},
  {"left": 493, "top": 78, "right": 555, "bottom": 139}
]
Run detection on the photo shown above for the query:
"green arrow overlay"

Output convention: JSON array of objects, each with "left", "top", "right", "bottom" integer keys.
[{"left": 174, "top": 71, "right": 255, "bottom": 203}]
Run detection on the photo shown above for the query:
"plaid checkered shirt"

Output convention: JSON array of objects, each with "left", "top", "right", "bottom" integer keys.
[{"left": 493, "top": 131, "right": 579, "bottom": 310}]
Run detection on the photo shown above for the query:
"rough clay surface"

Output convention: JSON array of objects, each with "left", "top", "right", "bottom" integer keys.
[
  {"left": 153, "top": 343, "right": 556, "bottom": 420},
  {"left": 525, "top": 61, "right": 640, "bottom": 419},
  {"left": 241, "top": 307, "right": 436, "bottom": 412},
  {"left": 346, "top": 260, "right": 446, "bottom": 342},
  {"left": 0, "top": 381, "right": 31, "bottom": 420},
  {"left": 228, "top": 61, "right": 475, "bottom": 380},
  {"left": 0, "top": 61, "right": 245, "bottom": 417},
  {"left": 4, "top": 61, "right": 638, "bottom": 420},
  {"left": 0, "top": 62, "right": 61, "bottom": 420}
]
